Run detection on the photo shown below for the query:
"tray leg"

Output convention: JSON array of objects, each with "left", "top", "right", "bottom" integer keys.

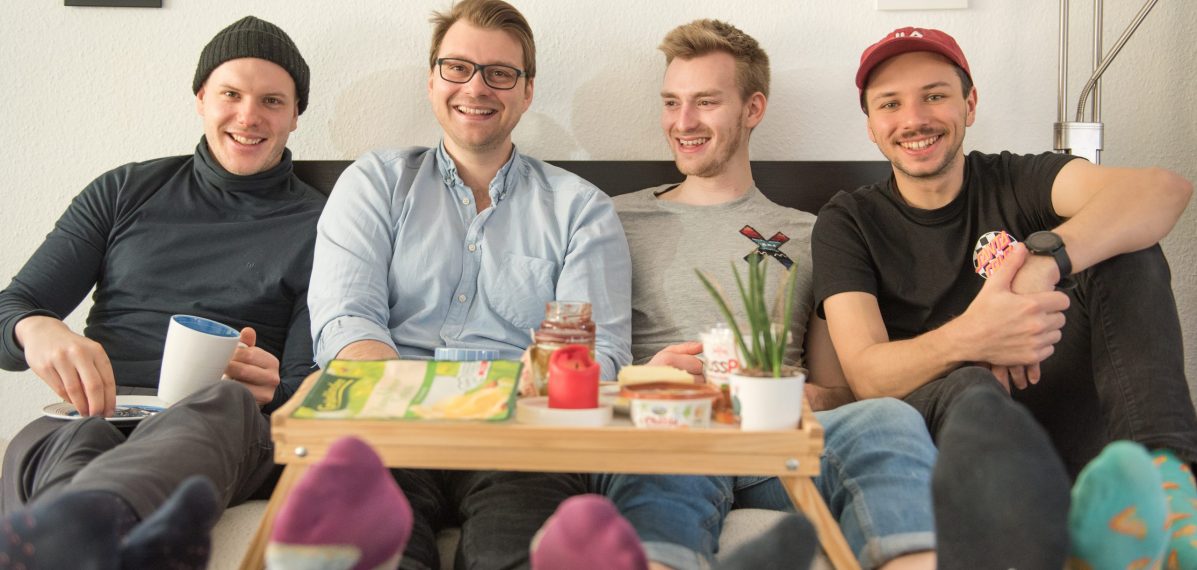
[
  {"left": 783, "top": 475, "right": 860, "bottom": 570},
  {"left": 239, "top": 463, "right": 309, "bottom": 570}
]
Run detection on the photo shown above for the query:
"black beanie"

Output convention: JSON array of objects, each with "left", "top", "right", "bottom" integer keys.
[{"left": 192, "top": 16, "right": 310, "bottom": 115}]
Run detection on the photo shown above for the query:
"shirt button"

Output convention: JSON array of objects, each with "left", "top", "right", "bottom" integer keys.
[
  {"left": 467, "top": 243, "right": 477, "bottom": 252},
  {"left": 457, "top": 294, "right": 467, "bottom": 303},
  {"left": 462, "top": 197, "right": 471, "bottom": 205}
]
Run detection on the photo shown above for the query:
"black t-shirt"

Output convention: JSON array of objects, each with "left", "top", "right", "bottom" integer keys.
[{"left": 812, "top": 151, "right": 1078, "bottom": 341}]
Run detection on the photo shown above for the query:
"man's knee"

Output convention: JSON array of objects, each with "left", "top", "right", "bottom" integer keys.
[
  {"left": 939, "top": 366, "right": 1006, "bottom": 397},
  {"left": 55, "top": 416, "right": 125, "bottom": 447},
  {"left": 1083, "top": 243, "right": 1169, "bottom": 283}
]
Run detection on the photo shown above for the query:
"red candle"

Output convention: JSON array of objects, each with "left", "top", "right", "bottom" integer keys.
[{"left": 547, "top": 344, "right": 599, "bottom": 409}]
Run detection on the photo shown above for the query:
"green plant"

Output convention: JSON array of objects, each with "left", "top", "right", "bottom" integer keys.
[{"left": 696, "top": 254, "right": 799, "bottom": 378}]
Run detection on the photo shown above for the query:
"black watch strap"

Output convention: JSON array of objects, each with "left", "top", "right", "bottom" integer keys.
[{"left": 1025, "top": 231, "right": 1072, "bottom": 286}]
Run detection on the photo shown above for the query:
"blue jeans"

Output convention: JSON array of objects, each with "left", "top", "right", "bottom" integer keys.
[{"left": 590, "top": 398, "right": 937, "bottom": 570}]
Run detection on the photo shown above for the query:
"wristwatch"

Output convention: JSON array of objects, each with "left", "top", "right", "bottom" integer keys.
[{"left": 1024, "top": 231, "right": 1072, "bottom": 286}]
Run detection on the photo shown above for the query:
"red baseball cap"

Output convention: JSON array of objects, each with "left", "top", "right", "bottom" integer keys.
[{"left": 856, "top": 27, "right": 971, "bottom": 92}]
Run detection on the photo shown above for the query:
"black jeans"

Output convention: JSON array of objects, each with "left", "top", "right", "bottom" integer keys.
[
  {"left": 1, "top": 382, "right": 279, "bottom": 518},
  {"left": 392, "top": 468, "right": 585, "bottom": 570},
  {"left": 904, "top": 245, "right": 1197, "bottom": 478}
]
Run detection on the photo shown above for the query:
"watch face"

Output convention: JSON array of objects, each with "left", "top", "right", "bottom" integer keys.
[{"left": 1026, "top": 231, "right": 1062, "bottom": 252}]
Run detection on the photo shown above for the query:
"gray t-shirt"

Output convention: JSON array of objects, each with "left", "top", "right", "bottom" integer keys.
[{"left": 614, "top": 184, "right": 816, "bottom": 365}]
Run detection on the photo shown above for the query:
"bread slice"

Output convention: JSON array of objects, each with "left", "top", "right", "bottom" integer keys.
[{"left": 617, "top": 364, "right": 695, "bottom": 386}]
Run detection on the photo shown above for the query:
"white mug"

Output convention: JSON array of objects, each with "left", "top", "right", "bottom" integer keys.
[{"left": 157, "top": 315, "right": 240, "bottom": 404}]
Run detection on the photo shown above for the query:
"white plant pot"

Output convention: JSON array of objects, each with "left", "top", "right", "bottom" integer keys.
[{"left": 729, "top": 371, "right": 806, "bottom": 431}]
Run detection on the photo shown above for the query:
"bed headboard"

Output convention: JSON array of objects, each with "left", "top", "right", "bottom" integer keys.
[{"left": 293, "top": 159, "right": 892, "bottom": 215}]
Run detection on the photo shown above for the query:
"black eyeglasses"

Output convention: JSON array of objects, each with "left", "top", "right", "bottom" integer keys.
[{"left": 436, "top": 58, "right": 525, "bottom": 90}]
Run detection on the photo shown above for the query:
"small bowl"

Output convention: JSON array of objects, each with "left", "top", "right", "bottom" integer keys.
[{"left": 621, "top": 382, "right": 721, "bottom": 429}]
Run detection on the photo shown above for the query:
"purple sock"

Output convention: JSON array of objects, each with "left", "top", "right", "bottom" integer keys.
[
  {"left": 267, "top": 436, "right": 412, "bottom": 570},
  {"left": 531, "top": 494, "right": 647, "bottom": 570}
]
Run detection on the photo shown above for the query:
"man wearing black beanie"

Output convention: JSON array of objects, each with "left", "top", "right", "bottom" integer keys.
[{"left": 0, "top": 15, "right": 324, "bottom": 570}]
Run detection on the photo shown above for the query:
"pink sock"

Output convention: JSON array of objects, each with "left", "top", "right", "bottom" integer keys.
[
  {"left": 267, "top": 436, "right": 412, "bottom": 570},
  {"left": 531, "top": 494, "right": 648, "bottom": 570}
]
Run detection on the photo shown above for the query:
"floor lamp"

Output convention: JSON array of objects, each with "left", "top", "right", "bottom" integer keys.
[{"left": 1053, "top": 0, "right": 1160, "bottom": 164}]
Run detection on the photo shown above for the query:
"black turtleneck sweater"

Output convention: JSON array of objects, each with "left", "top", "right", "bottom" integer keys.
[{"left": 0, "top": 138, "right": 326, "bottom": 413}]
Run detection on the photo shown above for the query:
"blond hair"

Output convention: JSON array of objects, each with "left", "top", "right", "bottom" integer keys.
[
  {"left": 429, "top": 0, "right": 536, "bottom": 78},
  {"left": 659, "top": 19, "right": 769, "bottom": 99}
]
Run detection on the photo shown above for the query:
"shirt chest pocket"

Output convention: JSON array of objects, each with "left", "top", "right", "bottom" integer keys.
[{"left": 483, "top": 253, "right": 559, "bottom": 331}]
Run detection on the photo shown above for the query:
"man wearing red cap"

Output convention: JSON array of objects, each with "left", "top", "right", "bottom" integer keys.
[{"left": 813, "top": 26, "right": 1197, "bottom": 568}]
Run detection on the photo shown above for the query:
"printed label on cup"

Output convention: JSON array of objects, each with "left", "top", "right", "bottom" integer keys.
[{"left": 700, "top": 324, "right": 741, "bottom": 389}]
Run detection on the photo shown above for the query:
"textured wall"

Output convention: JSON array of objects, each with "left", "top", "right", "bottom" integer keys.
[{"left": 1, "top": 0, "right": 1193, "bottom": 440}]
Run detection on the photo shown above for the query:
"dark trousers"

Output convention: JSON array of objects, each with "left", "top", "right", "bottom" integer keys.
[
  {"left": 904, "top": 245, "right": 1197, "bottom": 479},
  {"left": 1, "top": 381, "right": 279, "bottom": 518},
  {"left": 393, "top": 468, "right": 585, "bottom": 570}
]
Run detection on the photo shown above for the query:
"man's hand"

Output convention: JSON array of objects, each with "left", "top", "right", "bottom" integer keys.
[
  {"left": 224, "top": 327, "right": 280, "bottom": 405},
  {"left": 962, "top": 245, "right": 1069, "bottom": 389},
  {"left": 15, "top": 315, "right": 116, "bottom": 417},
  {"left": 993, "top": 247, "right": 1065, "bottom": 390},
  {"left": 647, "top": 341, "right": 705, "bottom": 383}
]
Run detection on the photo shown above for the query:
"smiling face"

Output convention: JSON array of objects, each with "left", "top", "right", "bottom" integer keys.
[
  {"left": 428, "top": 21, "right": 533, "bottom": 159},
  {"left": 195, "top": 58, "right": 298, "bottom": 176},
  {"left": 660, "top": 51, "right": 763, "bottom": 179},
  {"left": 864, "top": 51, "right": 976, "bottom": 186}
]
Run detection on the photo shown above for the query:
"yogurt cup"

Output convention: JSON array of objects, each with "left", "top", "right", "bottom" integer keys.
[{"left": 621, "top": 382, "right": 721, "bottom": 429}]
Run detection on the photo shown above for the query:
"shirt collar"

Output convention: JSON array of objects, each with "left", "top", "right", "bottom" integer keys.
[{"left": 435, "top": 140, "right": 522, "bottom": 203}]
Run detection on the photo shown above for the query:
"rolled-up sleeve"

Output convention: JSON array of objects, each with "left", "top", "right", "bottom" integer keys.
[
  {"left": 308, "top": 153, "right": 401, "bottom": 367},
  {"left": 558, "top": 188, "right": 632, "bottom": 379}
]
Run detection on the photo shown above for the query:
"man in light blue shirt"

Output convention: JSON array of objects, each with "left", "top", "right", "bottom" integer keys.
[
  {"left": 306, "top": 0, "right": 630, "bottom": 567},
  {"left": 309, "top": 140, "right": 630, "bottom": 377}
]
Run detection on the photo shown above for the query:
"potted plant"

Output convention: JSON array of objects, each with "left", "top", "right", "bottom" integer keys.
[{"left": 696, "top": 254, "right": 806, "bottom": 431}]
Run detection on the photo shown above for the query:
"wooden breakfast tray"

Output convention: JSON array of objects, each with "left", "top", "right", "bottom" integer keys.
[{"left": 240, "top": 372, "right": 860, "bottom": 570}]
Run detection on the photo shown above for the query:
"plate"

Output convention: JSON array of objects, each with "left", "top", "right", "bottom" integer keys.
[
  {"left": 42, "top": 395, "right": 169, "bottom": 423},
  {"left": 515, "top": 397, "right": 613, "bottom": 427},
  {"left": 599, "top": 382, "right": 629, "bottom": 415}
]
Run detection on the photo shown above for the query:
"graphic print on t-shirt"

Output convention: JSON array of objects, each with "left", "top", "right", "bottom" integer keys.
[
  {"left": 739, "top": 225, "right": 794, "bottom": 270},
  {"left": 973, "top": 230, "right": 1018, "bottom": 279}
]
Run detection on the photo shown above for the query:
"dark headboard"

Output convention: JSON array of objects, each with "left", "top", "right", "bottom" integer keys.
[{"left": 293, "top": 160, "right": 892, "bottom": 215}]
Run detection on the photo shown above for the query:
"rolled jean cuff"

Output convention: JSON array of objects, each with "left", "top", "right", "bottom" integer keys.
[
  {"left": 860, "top": 531, "right": 936, "bottom": 570},
  {"left": 642, "top": 540, "right": 710, "bottom": 570}
]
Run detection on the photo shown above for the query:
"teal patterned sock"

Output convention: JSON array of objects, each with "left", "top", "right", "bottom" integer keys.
[
  {"left": 1151, "top": 449, "right": 1197, "bottom": 570},
  {"left": 1068, "top": 441, "right": 1167, "bottom": 570}
]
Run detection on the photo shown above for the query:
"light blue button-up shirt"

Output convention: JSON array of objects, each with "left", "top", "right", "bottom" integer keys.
[{"left": 309, "top": 143, "right": 632, "bottom": 379}]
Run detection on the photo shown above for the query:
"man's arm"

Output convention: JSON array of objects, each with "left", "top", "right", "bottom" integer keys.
[
  {"left": 802, "top": 312, "right": 855, "bottom": 411},
  {"left": 824, "top": 245, "right": 1069, "bottom": 399},
  {"left": 335, "top": 340, "right": 400, "bottom": 360},
  {"left": 1049, "top": 161, "right": 1190, "bottom": 274},
  {"left": 308, "top": 153, "right": 403, "bottom": 368},
  {"left": 1011, "top": 161, "right": 1192, "bottom": 294},
  {"left": 557, "top": 189, "right": 632, "bottom": 379},
  {"left": 0, "top": 175, "right": 122, "bottom": 417},
  {"left": 995, "top": 162, "right": 1191, "bottom": 387}
]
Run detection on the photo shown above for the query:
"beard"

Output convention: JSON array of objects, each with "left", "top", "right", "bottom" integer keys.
[
  {"left": 674, "top": 117, "right": 747, "bottom": 178},
  {"left": 888, "top": 122, "right": 966, "bottom": 181}
]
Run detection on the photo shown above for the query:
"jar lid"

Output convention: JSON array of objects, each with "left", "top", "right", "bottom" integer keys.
[{"left": 434, "top": 348, "right": 501, "bottom": 361}]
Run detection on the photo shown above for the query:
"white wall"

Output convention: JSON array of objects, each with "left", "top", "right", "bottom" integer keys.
[{"left": 1, "top": 0, "right": 1194, "bottom": 440}]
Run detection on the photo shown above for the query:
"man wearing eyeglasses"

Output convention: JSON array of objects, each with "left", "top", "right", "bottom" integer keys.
[{"left": 305, "top": 0, "right": 631, "bottom": 567}]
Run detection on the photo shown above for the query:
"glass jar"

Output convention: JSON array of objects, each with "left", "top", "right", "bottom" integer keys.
[{"left": 531, "top": 301, "right": 596, "bottom": 395}]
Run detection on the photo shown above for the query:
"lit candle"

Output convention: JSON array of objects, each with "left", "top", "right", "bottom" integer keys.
[{"left": 547, "top": 344, "right": 599, "bottom": 409}]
